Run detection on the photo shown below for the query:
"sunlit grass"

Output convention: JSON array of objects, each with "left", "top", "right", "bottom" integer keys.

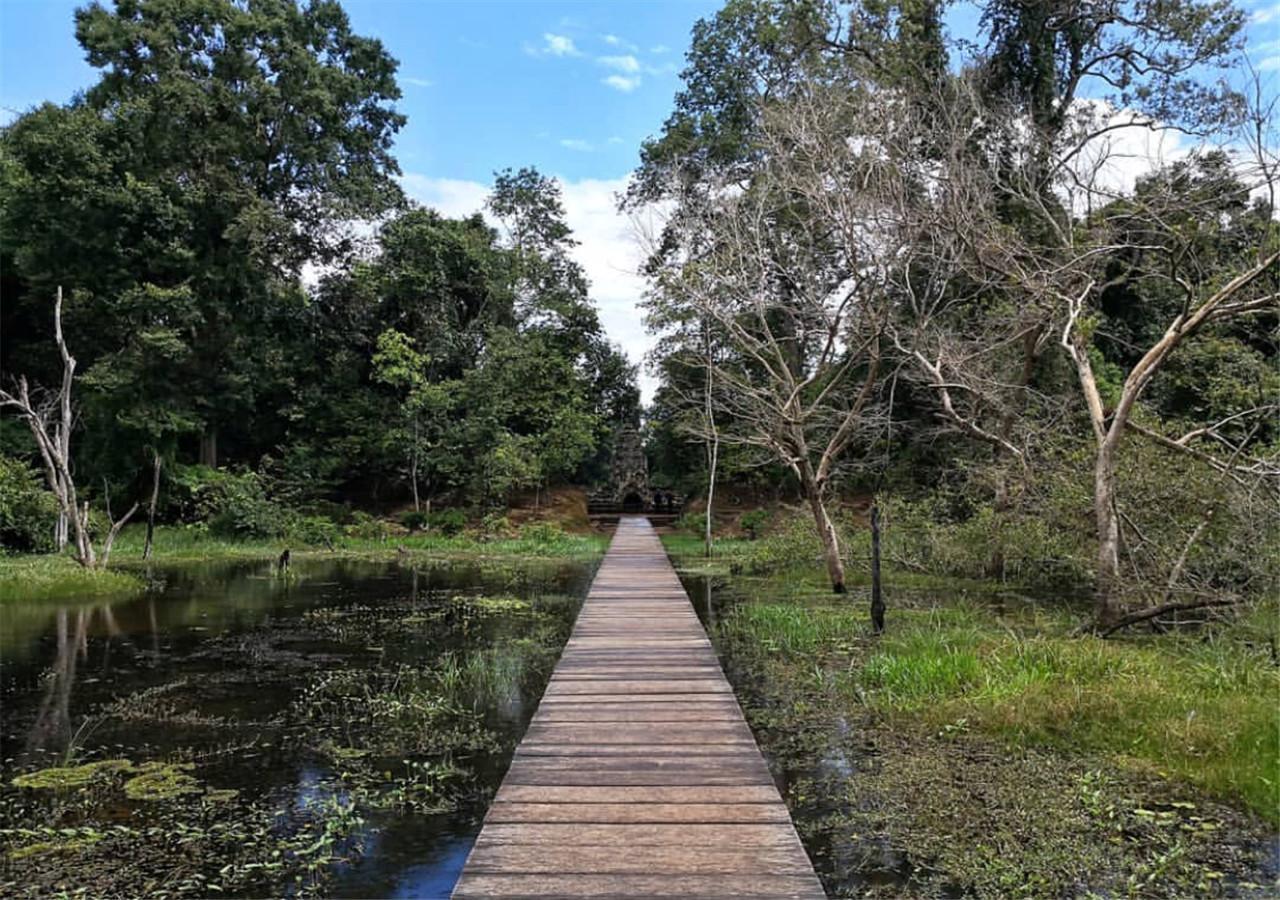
[
  {"left": 1, "top": 523, "right": 606, "bottom": 605},
  {"left": 719, "top": 581, "right": 1280, "bottom": 824},
  {"left": 0, "top": 555, "right": 143, "bottom": 603}
]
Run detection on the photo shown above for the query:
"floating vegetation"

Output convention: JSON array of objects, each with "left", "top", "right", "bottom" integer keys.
[
  {"left": 0, "top": 555, "right": 593, "bottom": 897},
  {"left": 10, "top": 760, "right": 132, "bottom": 792},
  {"left": 122, "top": 762, "right": 202, "bottom": 801},
  {"left": 458, "top": 593, "right": 529, "bottom": 614}
]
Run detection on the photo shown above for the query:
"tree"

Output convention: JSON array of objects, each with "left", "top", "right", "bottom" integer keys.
[
  {"left": 3, "top": 0, "right": 406, "bottom": 471},
  {"left": 935, "top": 83, "right": 1279, "bottom": 629},
  {"left": 646, "top": 83, "right": 899, "bottom": 595},
  {"left": 1, "top": 290, "right": 138, "bottom": 568},
  {"left": 371, "top": 329, "right": 458, "bottom": 513}
]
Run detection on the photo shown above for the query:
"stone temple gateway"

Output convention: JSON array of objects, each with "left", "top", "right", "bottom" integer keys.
[{"left": 587, "top": 425, "right": 681, "bottom": 514}]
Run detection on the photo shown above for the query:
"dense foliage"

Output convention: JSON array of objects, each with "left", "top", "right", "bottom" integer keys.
[
  {"left": 640, "top": 0, "right": 1278, "bottom": 627},
  {"left": 1, "top": 0, "right": 637, "bottom": 541}
]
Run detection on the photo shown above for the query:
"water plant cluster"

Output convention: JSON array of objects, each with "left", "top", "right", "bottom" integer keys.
[{"left": 0, "top": 557, "right": 593, "bottom": 897}]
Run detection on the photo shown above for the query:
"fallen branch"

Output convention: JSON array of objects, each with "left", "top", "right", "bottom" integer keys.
[{"left": 1097, "top": 597, "right": 1237, "bottom": 638}]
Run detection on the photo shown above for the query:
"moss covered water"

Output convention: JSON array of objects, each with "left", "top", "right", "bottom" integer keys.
[
  {"left": 676, "top": 561, "right": 1280, "bottom": 898},
  {"left": 0, "top": 554, "right": 597, "bottom": 898}
]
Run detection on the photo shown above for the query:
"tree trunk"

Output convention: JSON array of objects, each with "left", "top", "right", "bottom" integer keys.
[
  {"left": 410, "top": 414, "right": 421, "bottom": 512},
  {"left": 704, "top": 444, "right": 717, "bottom": 558},
  {"left": 1093, "top": 443, "right": 1123, "bottom": 629},
  {"left": 870, "top": 502, "right": 885, "bottom": 632},
  {"left": 54, "top": 510, "right": 68, "bottom": 552},
  {"left": 200, "top": 427, "right": 218, "bottom": 469},
  {"left": 988, "top": 471, "right": 1009, "bottom": 580},
  {"left": 99, "top": 503, "right": 139, "bottom": 569},
  {"left": 143, "top": 452, "right": 162, "bottom": 561},
  {"left": 703, "top": 319, "right": 719, "bottom": 558},
  {"left": 805, "top": 485, "right": 846, "bottom": 593}
]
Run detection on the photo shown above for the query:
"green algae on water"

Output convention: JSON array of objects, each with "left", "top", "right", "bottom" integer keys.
[
  {"left": 10, "top": 760, "right": 133, "bottom": 791},
  {"left": 123, "top": 762, "right": 203, "bottom": 801}
]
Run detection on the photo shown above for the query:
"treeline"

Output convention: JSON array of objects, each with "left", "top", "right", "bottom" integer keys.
[
  {"left": 638, "top": 0, "right": 1278, "bottom": 630},
  {"left": 1, "top": 0, "right": 637, "bottom": 553}
]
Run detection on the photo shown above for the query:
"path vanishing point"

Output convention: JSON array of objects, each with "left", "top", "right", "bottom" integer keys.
[{"left": 452, "top": 516, "right": 826, "bottom": 899}]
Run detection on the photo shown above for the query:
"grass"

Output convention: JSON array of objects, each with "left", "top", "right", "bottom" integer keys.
[
  {"left": 665, "top": 525, "right": 1280, "bottom": 826},
  {"left": 725, "top": 594, "right": 1279, "bottom": 823},
  {"left": 0, "top": 555, "right": 144, "bottom": 603},
  {"left": 0, "top": 523, "right": 608, "bottom": 604}
]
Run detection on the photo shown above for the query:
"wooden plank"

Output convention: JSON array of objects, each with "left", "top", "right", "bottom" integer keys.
[
  {"left": 452, "top": 874, "right": 823, "bottom": 899},
  {"left": 451, "top": 516, "right": 824, "bottom": 899},
  {"left": 482, "top": 802, "right": 793, "bottom": 824},
  {"left": 471, "top": 823, "right": 802, "bottom": 848},
  {"left": 492, "top": 785, "right": 783, "bottom": 804},
  {"left": 460, "top": 843, "right": 809, "bottom": 874}
]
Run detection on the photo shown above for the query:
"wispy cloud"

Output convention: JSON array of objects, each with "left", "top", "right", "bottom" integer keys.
[
  {"left": 602, "top": 74, "right": 642, "bottom": 92},
  {"left": 607, "top": 136, "right": 625, "bottom": 145},
  {"left": 401, "top": 76, "right": 434, "bottom": 88},
  {"left": 602, "top": 34, "right": 639, "bottom": 52},
  {"left": 598, "top": 54, "right": 641, "bottom": 74},
  {"left": 560, "top": 138, "right": 595, "bottom": 152},
  {"left": 1251, "top": 3, "right": 1280, "bottom": 23},
  {"left": 650, "top": 44, "right": 671, "bottom": 54},
  {"left": 526, "top": 32, "right": 580, "bottom": 57}
]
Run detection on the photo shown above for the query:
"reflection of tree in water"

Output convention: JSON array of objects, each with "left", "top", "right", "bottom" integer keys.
[{"left": 24, "top": 604, "right": 140, "bottom": 758}]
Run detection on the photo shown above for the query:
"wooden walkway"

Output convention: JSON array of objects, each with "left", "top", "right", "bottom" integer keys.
[{"left": 452, "top": 516, "right": 825, "bottom": 899}]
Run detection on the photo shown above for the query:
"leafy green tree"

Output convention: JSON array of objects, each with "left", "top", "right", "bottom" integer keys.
[
  {"left": 371, "top": 329, "right": 459, "bottom": 513},
  {"left": 2, "top": 0, "right": 406, "bottom": 472}
]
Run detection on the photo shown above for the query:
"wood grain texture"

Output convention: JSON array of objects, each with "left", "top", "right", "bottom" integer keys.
[{"left": 451, "top": 517, "right": 825, "bottom": 899}]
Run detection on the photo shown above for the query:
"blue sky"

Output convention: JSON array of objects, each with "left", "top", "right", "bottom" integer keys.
[
  {"left": 0, "top": 0, "right": 719, "bottom": 182},
  {"left": 2, "top": 0, "right": 1277, "bottom": 397}
]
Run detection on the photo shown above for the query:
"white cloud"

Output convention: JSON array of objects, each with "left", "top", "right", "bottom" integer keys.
[
  {"left": 607, "top": 136, "right": 625, "bottom": 145},
  {"left": 1250, "top": 3, "right": 1280, "bottom": 23},
  {"left": 650, "top": 44, "right": 671, "bottom": 54},
  {"left": 401, "top": 76, "right": 434, "bottom": 88},
  {"left": 1258, "top": 55, "right": 1280, "bottom": 71},
  {"left": 526, "top": 33, "right": 580, "bottom": 57},
  {"left": 399, "top": 173, "right": 658, "bottom": 400},
  {"left": 598, "top": 54, "right": 641, "bottom": 73},
  {"left": 398, "top": 175, "right": 491, "bottom": 219},
  {"left": 603, "top": 74, "right": 642, "bottom": 92},
  {"left": 560, "top": 138, "right": 595, "bottom": 152},
  {"left": 602, "top": 34, "right": 639, "bottom": 52},
  {"left": 1058, "top": 102, "right": 1195, "bottom": 214}
]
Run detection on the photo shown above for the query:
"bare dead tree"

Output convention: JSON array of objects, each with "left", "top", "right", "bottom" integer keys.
[
  {"left": 929, "top": 73, "right": 1280, "bottom": 631},
  {"left": 645, "top": 83, "right": 896, "bottom": 597},
  {"left": 0, "top": 288, "right": 139, "bottom": 568}
]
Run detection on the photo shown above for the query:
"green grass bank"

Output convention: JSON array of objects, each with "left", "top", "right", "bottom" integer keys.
[
  {"left": 665, "top": 533, "right": 1279, "bottom": 897},
  {"left": 0, "top": 521, "right": 609, "bottom": 604}
]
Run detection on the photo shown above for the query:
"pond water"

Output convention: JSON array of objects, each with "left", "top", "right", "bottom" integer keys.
[{"left": 0, "top": 555, "right": 597, "bottom": 898}]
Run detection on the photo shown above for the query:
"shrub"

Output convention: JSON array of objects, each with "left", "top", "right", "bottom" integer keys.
[
  {"left": 289, "top": 515, "right": 339, "bottom": 547},
  {"left": 0, "top": 455, "right": 58, "bottom": 553},
  {"left": 739, "top": 508, "right": 770, "bottom": 540},
  {"left": 344, "top": 511, "right": 390, "bottom": 541},
  {"left": 520, "top": 521, "right": 564, "bottom": 544},
  {"left": 477, "top": 512, "right": 513, "bottom": 541},
  {"left": 428, "top": 509, "right": 467, "bottom": 536},
  {"left": 400, "top": 510, "right": 431, "bottom": 532},
  {"left": 739, "top": 512, "right": 824, "bottom": 574},
  {"left": 677, "top": 511, "right": 707, "bottom": 535},
  {"left": 198, "top": 469, "right": 291, "bottom": 538}
]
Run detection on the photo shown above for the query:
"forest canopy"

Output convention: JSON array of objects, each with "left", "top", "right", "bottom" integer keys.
[{"left": 1, "top": 0, "right": 638, "bottom": 547}]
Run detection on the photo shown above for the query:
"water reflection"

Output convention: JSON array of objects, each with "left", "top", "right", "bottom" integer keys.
[{"left": 0, "top": 555, "right": 594, "bottom": 898}]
